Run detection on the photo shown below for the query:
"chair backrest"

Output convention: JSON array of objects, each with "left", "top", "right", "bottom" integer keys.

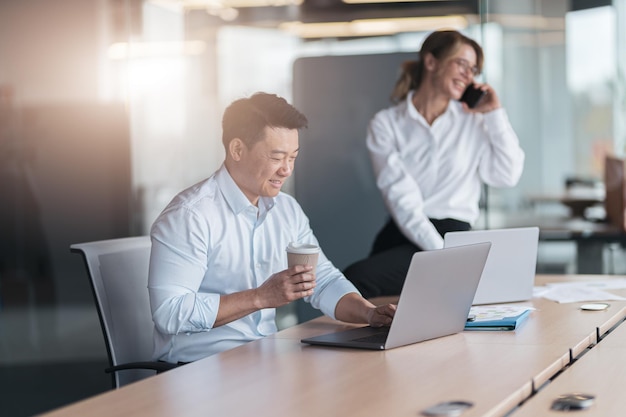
[{"left": 71, "top": 236, "right": 155, "bottom": 388}]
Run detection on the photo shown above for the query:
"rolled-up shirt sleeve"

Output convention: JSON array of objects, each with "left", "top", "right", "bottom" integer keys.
[
  {"left": 149, "top": 206, "right": 219, "bottom": 335},
  {"left": 307, "top": 249, "right": 361, "bottom": 320},
  {"left": 478, "top": 108, "right": 525, "bottom": 187}
]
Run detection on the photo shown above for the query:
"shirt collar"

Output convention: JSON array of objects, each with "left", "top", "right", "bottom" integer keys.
[
  {"left": 406, "top": 90, "right": 420, "bottom": 120},
  {"left": 215, "top": 164, "right": 276, "bottom": 215},
  {"left": 405, "top": 90, "right": 459, "bottom": 121}
]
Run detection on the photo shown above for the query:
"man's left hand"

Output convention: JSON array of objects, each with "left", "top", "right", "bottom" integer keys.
[{"left": 367, "top": 304, "right": 396, "bottom": 327}]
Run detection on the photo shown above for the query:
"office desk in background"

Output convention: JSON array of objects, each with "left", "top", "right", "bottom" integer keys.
[
  {"left": 493, "top": 212, "right": 626, "bottom": 274},
  {"left": 525, "top": 192, "right": 603, "bottom": 218}
]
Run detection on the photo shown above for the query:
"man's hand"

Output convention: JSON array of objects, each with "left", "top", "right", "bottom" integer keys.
[
  {"left": 214, "top": 265, "right": 315, "bottom": 328},
  {"left": 367, "top": 304, "right": 396, "bottom": 327},
  {"left": 334, "top": 292, "right": 396, "bottom": 326},
  {"left": 256, "top": 265, "right": 316, "bottom": 309}
]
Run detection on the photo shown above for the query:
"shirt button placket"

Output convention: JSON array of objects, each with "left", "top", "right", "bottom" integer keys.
[{"left": 251, "top": 218, "right": 264, "bottom": 287}]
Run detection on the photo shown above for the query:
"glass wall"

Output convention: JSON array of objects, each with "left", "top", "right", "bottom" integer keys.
[
  {"left": 479, "top": 1, "right": 621, "bottom": 216},
  {"left": 119, "top": 0, "right": 625, "bottom": 236}
]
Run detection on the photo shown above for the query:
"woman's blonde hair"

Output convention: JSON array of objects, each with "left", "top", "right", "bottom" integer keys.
[{"left": 390, "top": 30, "right": 484, "bottom": 103}]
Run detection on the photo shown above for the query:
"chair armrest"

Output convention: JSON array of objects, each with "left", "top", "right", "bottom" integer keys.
[{"left": 105, "top": 361, "right": 179, "bottom": 375}]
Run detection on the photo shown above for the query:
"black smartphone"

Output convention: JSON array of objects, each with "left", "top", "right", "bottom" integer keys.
[{"left": 460, "top": 84, "right": 486, "bottom": 108}]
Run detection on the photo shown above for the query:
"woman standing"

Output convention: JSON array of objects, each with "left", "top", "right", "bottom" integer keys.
[{"left": 344, "top": 30, "right": 525, "bottom": 298}]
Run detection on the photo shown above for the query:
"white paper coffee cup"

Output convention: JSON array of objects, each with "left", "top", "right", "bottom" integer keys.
[{"left": 286, "top": 242, "right": 320, "bottom": 272}]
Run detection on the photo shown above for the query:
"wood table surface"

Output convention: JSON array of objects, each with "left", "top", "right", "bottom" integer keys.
[{"left": 40, "top": 274, "right": 626, "bottom": 417}]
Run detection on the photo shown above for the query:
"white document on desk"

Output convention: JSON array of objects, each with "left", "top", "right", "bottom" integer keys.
[
  {"left": 534, "top": 281, "right": 626, "bottom": 303},
  {"left": 469, "top": 305, "right": 535, "bottom": 321}
]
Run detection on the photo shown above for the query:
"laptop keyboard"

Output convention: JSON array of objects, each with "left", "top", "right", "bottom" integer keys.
[{"left": 352, "top": 332, "right": 389, "bottom": 344}]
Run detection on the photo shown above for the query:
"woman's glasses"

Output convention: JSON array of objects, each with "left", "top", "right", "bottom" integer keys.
[{"left": 453, "top": 58, "right": 479, "bottom": 76}]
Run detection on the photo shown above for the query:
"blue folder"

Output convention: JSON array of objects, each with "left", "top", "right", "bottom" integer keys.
[{"left": 464, "top": 309, "right": 531, "bottom": 331}]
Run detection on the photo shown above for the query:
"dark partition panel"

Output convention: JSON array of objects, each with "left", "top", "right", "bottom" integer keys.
[
  {"left": 293, "top": 52, "right": 413, "bottom": 320},
  {"left": 293, "top": 52, "right": 414, "bottom": 270}
]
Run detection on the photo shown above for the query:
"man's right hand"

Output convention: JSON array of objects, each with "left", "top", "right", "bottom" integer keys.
[
  {"left": 255, "top": 265, "right": 317, "bottom": 308},
  {"left": 214, "top": 265, "right": 315, "bottom": 328}
]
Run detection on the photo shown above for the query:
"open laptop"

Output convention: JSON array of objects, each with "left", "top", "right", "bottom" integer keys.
[
  {"left": 444, "top": 227, "right": 539, "bottom": 305},
  {"left": 300, "top": 242, "right": 491, "bottom": 350}
]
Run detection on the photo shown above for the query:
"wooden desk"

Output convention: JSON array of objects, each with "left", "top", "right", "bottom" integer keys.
[
  {"left": 463, "top": 275, "right": 626, "bottom": 351},
  {"left": 40, "top": 275, "right": 626, "bottom": 417},
  {"left": 509, "top": 316, "right": 626, "bottom": 416}
]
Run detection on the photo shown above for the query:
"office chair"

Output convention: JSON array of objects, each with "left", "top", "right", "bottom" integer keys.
[{"left": 71, "top": 236, "right": 178, "bottom": 389}]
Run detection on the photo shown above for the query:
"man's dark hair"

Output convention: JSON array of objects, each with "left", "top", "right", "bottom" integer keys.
[{"left": 222, "top": 92, "right": 308, "bottom": 148}]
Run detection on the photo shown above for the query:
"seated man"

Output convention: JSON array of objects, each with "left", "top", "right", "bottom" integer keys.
[{"left": 148, "top": 92, "right": 396, "bottom": 363}]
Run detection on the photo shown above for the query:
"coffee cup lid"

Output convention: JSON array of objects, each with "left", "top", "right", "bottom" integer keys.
[{"left": 286, "top": 242, "right": 320, "bottom": 254}]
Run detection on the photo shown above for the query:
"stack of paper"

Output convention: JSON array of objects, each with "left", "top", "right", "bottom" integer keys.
[
  {"left": 464, "top": 305, "right": 533, "bottom": 331},
  {"left": 534, "top": 279, "right": 626, "bottom": 303}
]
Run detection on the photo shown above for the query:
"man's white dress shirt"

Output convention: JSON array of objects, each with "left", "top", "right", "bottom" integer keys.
[{"left": 149, "top": 164, "right": 358, "bottom": 362}]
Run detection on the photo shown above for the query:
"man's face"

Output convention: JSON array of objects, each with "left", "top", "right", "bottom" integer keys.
[{"left": 233, "top": 126, "right": 299, "bottom": 206}]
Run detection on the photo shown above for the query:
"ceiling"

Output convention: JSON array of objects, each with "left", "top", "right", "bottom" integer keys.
[
  {"left": 237, "top": 0, "right": 479, "bottom": 25},
  {"left": 177, "top": 0, "right": 481, "bottom": 39},
  {"left": 143, "top": 0, "right": 612, "bottom": 39}
]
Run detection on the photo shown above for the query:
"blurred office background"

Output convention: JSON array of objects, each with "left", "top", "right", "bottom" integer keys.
[{"left": 1, "top": 0, "right": 625, "bottom": 415}]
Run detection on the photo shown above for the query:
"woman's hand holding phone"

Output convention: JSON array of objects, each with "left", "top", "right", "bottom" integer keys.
[
  {"left": 460, "top": 83, "right": 501, "bottom": 113},
  {"left": 460, "top": 84, "right": 485, "bottom": 108}
]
